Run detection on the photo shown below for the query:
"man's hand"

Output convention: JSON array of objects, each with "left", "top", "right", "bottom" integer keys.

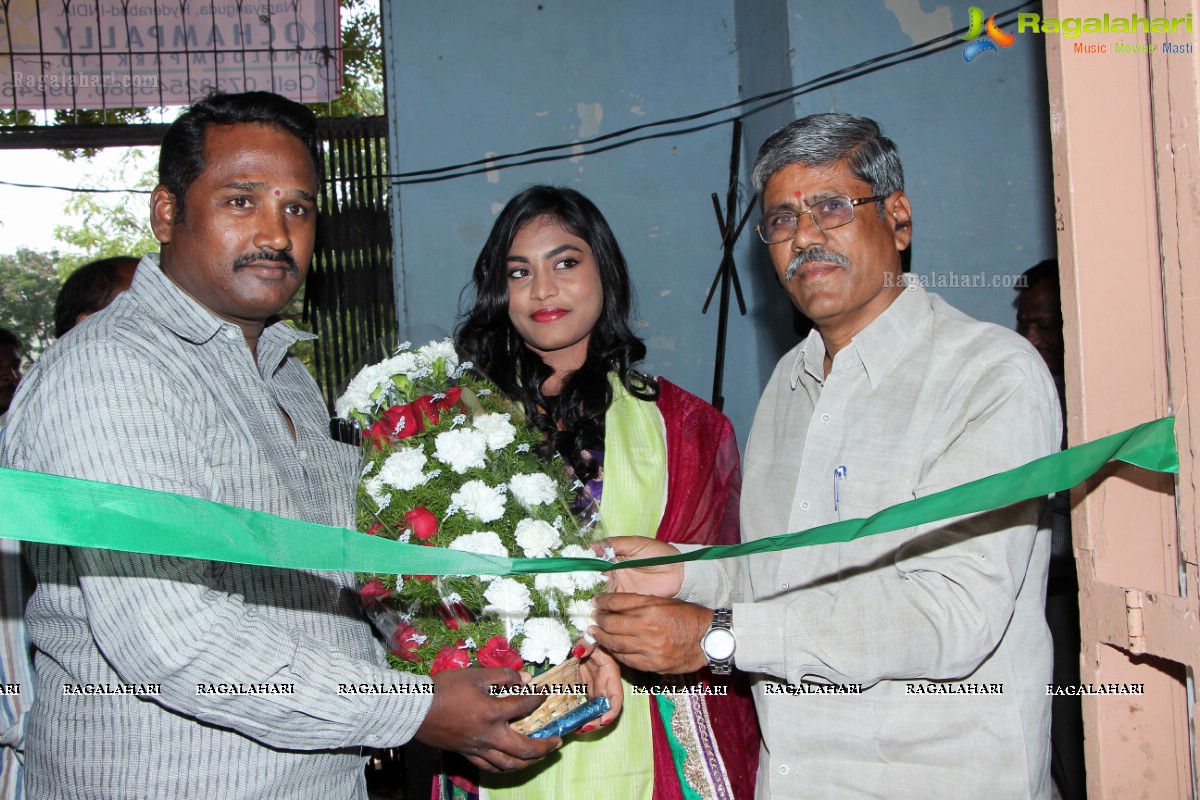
[
  {"left": 590, "top": 593, "right": 712, "bottom": 674},
  {"left": 416, "top": 667, "right": 561, "bottom": 772},
  {"left": 598, "top": 536, "right": 685, "bottom": 597}
]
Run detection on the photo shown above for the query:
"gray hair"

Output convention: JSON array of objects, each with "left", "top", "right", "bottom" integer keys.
[{"left": 751, "top": 114, "right": 905, "bottom": 207}]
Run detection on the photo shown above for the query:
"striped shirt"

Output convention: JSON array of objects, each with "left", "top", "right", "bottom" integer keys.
[
  {"left": 1, "top": 256, "right": 432, "bottom": 799},
  {"left": 1, "top": 533, "right": 32, "bottom": 800}
]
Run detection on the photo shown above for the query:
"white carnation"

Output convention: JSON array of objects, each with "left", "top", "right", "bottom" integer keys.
[
  {"left": 434, "top": 428, "right": 488, "bottom": 474},
  {"left": 558, "top": 544, "right": 608, "bottom": 591},
  {"left": 335, "top": 352, "right": 421, "bottom": 417},
  {"left": 567, "top": 598, "right": 595, "bottom": 635},
  {"left": 534, "top": 571, "right": 578, "bottom": 596},
  {"left": 473, "top": 413, "right": 517, "bottom": 450},
  {"left": 447, "top": 530, "right": 509, "bottom": 558},
  {"left": 417, "top": 339, "right": 459, "bottom": 370},
  {"left": 509, "top": 473, "right": 558, "bottom": 507},
  {"left": 519, "top": 618, "right": 573, "bottom": 665},
  {"left": 364, "top": 476, "right": 391, "bottom": 511},
  {"left": 451, "top": 480, "right": 507, "bottom": 522},
  {"left": 515, "top": 518, "right": 561, "bottom": 558},
  {"left": 483, "top": 578, "right": 533, "bottom": 622},
  {"left": 448, "top": 529, "right": 506, "bottom": 582},
  {"left": 377, "top": 448, "right": 430, "bottom": 492}
]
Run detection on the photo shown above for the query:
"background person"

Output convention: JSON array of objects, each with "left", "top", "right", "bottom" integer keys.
[
  {"left": 1016, "top": 258, "right": 1083, "bottom": 800},
  {"left": 53, "top": 256, "right": 138, "bottom": 338},
  {"left": 453, "top": 185, "right": 760, "bottom": 800},
  {"left": 1, "top": 91, "right": 558, "bottom": 800},
  {"left": 0, "top": 329, "right": 19, "bottom": 427}
]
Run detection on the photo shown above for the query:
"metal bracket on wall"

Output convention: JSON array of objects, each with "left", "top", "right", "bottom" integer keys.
[{"left": 703, "top": 119, "right": 753, "bottom": 412}]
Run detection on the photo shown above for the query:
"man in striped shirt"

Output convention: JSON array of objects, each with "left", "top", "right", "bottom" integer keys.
[
  {"left": 1, "top": 326, "right": 31, "bottom": 800},
  {"left": 1, "top": 91, "right": 557, "bottom": 799}
]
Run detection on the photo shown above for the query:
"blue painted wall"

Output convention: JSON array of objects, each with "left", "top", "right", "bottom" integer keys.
[
  {"left": 778, "top": 0, "right": 1056, "bottom": 322},
  {"left": 382, "top": 0, "right": 1055, "bottom": 445}
]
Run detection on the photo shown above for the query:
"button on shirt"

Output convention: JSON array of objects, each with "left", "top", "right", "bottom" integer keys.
[
  {"left": 1, "top": 256, "right": 433, "bottom": 800},
  {"left": 680, "top": 283, "right": 1061, "bottom": 799}
]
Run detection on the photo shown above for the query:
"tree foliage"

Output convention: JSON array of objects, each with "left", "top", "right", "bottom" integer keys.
[
  {"left": 52, "top": 149, "right": 160, "bottom": 274},
  {"left": 1, "top": 1, "right": 382, "bottom": 369},
  {"left": 0, "top": 248, "right": 62, "bottom": 355}
]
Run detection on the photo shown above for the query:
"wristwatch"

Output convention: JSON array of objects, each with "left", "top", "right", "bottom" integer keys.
[{"left": 701, "top": 607, "right": 736, "bottom": 674}]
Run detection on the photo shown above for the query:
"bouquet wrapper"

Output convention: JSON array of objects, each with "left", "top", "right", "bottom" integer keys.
[{"left": 527, "top": 696, "right": 610, "bottom": 739}]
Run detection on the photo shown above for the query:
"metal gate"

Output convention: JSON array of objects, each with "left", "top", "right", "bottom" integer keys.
[{"left": 307, "top": 114, "right": 394, "bottom": 410}]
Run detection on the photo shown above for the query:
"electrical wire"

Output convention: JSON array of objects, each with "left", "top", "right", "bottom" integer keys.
[{"left": 0, "top": 1, "right": 1036, "bottom": 194}]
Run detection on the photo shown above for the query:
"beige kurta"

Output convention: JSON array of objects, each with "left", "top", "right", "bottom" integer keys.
[{"left": 679, "top": 281, "right": 1061, "bottom": 799}]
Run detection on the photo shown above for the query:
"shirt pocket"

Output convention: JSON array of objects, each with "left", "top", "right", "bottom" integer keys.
[
  {"left": 303, "top": 435, "right": 364, "bottom": 527},
  {"left": 834, "top": 479, "right": 917, "bottom": 575},
  {"left": 835, "top": 478, "right": 909, "bottom": 522}
]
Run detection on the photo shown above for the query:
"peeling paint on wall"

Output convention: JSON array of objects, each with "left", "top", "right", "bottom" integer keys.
[
  {"left": 570, "top": 102, "right": 604, "bottom": 164},
  {"left": 577, "top": 102, "right": 603, "bottom": 138},
  {"left": 490, "top": 202, "right": 505, "bottom": 215},
  {"left": 882, "top": 0, "right": 951, "bottom": 46},
  {"left": 648, "top": 335, "right": 677, "bottom": 351}
]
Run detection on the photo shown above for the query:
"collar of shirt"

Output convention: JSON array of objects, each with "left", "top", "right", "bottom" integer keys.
[
  {"left": 131, "top": 254, "right": 316, "bottom": 376},
  {"left": 791, "top": 275, "right": 930, "bottom": 390}
]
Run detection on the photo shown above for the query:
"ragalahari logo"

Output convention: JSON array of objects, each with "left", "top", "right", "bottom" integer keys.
[{"left": 961, "top": 7, "right": 1016, "bottom": 62}]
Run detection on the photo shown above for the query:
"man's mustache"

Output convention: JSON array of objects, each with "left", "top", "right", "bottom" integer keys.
[
  {"left": 232, "top": 250, "right": 299, "bottom": 275},
  {"left": 785, "top": 247, "right": 852, "bottom": 282}
]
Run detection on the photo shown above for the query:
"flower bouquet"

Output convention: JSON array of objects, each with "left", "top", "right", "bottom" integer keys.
[{"left": 336, "top": 340, "right": 607, "bottom": 701}]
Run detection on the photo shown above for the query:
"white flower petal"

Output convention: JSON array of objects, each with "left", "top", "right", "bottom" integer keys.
[
  {"left": 377, "top": 448, "right": 430, "bottom": 492},
  {"left": 519, "top": 618, "right": 573, "bottom": 665},
  {"left": 434, "top": 428, "right": 488, "bottom": 474},
  {"left": 450, "top": 481, "right": 507, "bottom": 523},
  {"left": 483, "top": 578, "right": 533, "bottom": 621},
  {"left": 509, "top": 473, "right": 558, "bottom": 507},
  {"left": 515, "top": 518, "right": 561, "bottom": 558},
  {"left": 473, "top": 413, "right": 517, "bottom": 450}
]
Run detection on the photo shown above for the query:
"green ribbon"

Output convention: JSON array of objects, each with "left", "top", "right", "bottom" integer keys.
[{"left": 0, "top": 416, "right": 1177, "bottom": 576}]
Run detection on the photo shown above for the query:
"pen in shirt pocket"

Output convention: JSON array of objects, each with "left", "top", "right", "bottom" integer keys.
[
  {"left": 329, "top": 417, "right": 362, "bottom": 447},
  {"left": 833, "top": 465, "right": 848, "bottom": 511}
]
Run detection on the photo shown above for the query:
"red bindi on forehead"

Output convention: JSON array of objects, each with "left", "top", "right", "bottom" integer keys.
[{"left": 273, "top": 189, "right": 282, "bottom": 197}]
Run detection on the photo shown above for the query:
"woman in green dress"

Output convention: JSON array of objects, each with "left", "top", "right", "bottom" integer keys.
[{"left": 445, "top": 185, "right": 760, "bottom": 800}]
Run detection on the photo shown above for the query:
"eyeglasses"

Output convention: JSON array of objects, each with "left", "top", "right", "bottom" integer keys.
[{"left": 754, "top": 194, "right": 887, "bottom": 244}]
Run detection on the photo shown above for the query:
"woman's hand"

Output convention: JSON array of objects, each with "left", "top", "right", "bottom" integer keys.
[{"left": 575, "top": 643, "right": 623, "bottom": 732}]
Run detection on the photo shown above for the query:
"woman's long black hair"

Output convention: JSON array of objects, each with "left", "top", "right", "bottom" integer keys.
[{"left": 455, "top": 185, "right": 658, "bottom": 484}]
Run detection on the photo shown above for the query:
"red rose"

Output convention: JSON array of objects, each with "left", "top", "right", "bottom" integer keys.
[
  {"left": 413, "top": 395, "right": 442, "bottom": 427},
  {"left": 432, "top": 387, "right": 463, "bottom": 413},
  {"left": 430, "top": 641, "right": 472, "bottom": 674},
  {"left": 404, "top": 506, "right": 438, "bottom": 540},
  {"left": 434, "top": 599, "right": 474, "bottom": 631},
  {"left": 405, "top": 574, "right": 434, "bottom": 581},
  {"left": 359, "top": 579, "right": 391, "bottom": 605},
  {"left": 388, "top": 624, "right": 423, "bottom": 663},
  {"left": 366, "top": 522, "right": 384, "bottom": 536},
  {"left": 476, "top": 636, "right": 524, "bottom": 670},
  {"left": 365, "top": 403, "right": 423, "bottom": 448}
]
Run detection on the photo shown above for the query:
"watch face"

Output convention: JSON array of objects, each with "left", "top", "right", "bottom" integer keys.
[{"left": 703, "top": 628, "right": 736, "bottom": 660}]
